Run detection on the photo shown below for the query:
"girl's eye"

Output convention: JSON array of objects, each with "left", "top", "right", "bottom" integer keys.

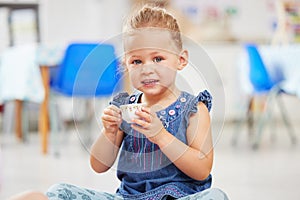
[
  {"left": 153, "top": 57, "right": 163, "bottom": 63},
  {"left": 132, "top": 60, "right": 142, "bottom": 65}
]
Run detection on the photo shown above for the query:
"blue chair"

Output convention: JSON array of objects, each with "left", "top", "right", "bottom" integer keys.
[
  {"left": 232, "top": 44, "right": 296, "bottom": 149},
  {"left": 49, "top": 43, "right": 122, "bottom": 155}
]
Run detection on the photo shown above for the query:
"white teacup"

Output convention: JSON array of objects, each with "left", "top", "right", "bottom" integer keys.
[{"left": 120, "top": 103, "right": 145, "bottom": 123}]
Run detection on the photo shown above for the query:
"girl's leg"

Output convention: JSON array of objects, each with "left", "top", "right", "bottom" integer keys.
[
  {"left": 178, "top": 188, "right": 229, "bottom": 200},
  {"left": 46, "top": 183, "right": 123, "bottom": 200},
  {"left": 8, "top": 191, "right": 48, "bottom": 200}
]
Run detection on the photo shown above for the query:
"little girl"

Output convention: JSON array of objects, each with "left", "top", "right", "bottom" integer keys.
[{"left": 8, "top": 5, "right": 228, "bottom": 200}]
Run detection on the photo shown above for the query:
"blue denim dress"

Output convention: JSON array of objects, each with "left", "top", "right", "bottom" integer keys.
[{"left": 110, "top": 90, "right": 213, "bottom": 200}]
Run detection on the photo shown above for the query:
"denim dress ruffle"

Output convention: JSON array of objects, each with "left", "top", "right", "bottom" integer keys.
[{"left": 109, "top": 90, "right": 212, "bottom": 200}]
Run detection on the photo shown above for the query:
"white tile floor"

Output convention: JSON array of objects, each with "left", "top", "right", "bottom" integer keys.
[{"left": 0, "top": 121, "right": 300, "bottom": 200}]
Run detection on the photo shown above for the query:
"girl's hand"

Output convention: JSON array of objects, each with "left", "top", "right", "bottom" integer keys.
[
  {"left": 131, "top": 105, "right": 164, "bottom": 143},
  {"left": 101, "top": 105, "right": 122, "bottom": 134}
]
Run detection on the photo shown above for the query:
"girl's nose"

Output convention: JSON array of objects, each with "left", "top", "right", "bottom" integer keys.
[{"left": 141, "top": 63, "right": 155, "bottom": 74}]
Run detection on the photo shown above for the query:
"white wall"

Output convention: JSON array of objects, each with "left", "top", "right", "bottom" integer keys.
[
  {"left": 0, "top": 8, "right": 9, "bottom": 52},
  {"left": 0, "top": 0, "right": 277, "bottom": 49},
  {"left": 39, "top": 0, "right": 130, "bottom": 45},
  {"left": 2, "top": 0, "right": 299, "bottom": 123},
  {"left": 172, "top": 0, "right": 276, "bottom": 43},
  {"left": 38, "top": 0, "right": 277, "bottom": 45},
  {"left": 229, "top": 0, "right": 275, "bottom": 42}
]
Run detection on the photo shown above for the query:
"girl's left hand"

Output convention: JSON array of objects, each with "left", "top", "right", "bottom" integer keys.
[{"left": 131, "top": 106, "right": 164, "bottom": 143}]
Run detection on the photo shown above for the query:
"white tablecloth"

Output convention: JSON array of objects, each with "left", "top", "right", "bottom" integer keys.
[{"left": 0, "top": 44, "right": 64, "bottom": 104}]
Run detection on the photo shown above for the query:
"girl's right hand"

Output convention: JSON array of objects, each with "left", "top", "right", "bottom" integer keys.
[{"left": 101, "top": 105, "right": 122, "bottom": 134}]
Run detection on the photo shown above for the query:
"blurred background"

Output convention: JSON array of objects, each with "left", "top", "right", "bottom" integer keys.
[{"left": 0, "top": 0, "right": 300, "bottom": 199}]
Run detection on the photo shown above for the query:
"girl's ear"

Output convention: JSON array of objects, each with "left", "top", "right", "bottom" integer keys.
[
  {"left": 121, "top": 57, "right": 126, "bottom": 67},
  {"left": 177, "top": 50, "right": 188, "bottom": 70},
  {"left": 121, "top": 57, "right": 129, "bottom": 72}
]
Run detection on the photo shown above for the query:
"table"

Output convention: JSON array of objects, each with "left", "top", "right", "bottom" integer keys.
[
  {"left": 36, "top": 45, "right": 64, "bottom": 154},
  {"left": 0, "top": 44, "right": 64, "bottom": 153},
  {"left": 1, "top": 43, "right": 129, "bottom": 154},
  {"left": 39, "top": 66, "right": 50, "bottom": 153},
  {"left": 0, "top": 44, "right": 45, "bottom": 141}
]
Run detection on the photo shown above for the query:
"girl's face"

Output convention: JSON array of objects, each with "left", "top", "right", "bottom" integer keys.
[{"left": 123, "top": 29, "right": 188, "bottom": 98}]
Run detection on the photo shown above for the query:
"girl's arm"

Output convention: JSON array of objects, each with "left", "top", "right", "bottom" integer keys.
[
  {"left": 158, "top": 102, "right": 213, "bottom": 180},
  {"left": 90, "top": 129, "right": 124, "bottom": 173},
  {"left": 90, "top": 105, "right": 124, "bottom": 173},
  {"left": 133, "top": 102, "right": 213, "bottom": 181}
]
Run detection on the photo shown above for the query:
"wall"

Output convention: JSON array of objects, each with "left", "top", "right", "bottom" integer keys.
[
  {"left": 39, "top": 0, "right": 130, "bottom": 45},
  {"left": 0, "top": 0, "right": 278, "bottom": 50},
  {"left": 172, "top": 0, "right": 276, "bottom": 43},
  {"left": 1, "top": 0, "right": 299, "bottom": 123},
  {"left": 0, "top": 7, "right": 9, "bottom": 52}
]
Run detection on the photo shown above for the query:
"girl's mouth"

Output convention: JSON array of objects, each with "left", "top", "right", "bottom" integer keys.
[{"left": 141, "top": 79, "right": 159, "bottom": 86}]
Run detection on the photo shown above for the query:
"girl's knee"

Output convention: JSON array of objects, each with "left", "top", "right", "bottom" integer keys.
[
  {"left": 47, "top": 183, "right": 74, "bottom": 192},
  {"left": 46, "top": 183, "right": 74, "bottom": 199},
  {"left": 204, "top": 188, "right": 229, "bottom": 200},
  {"left": 188, "top": 188, "right": 228, "bottom": 200}
]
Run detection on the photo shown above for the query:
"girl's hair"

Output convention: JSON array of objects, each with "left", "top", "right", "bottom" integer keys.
[{"left": 123, "top": 5, "right": 183, "bottom": 50}]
